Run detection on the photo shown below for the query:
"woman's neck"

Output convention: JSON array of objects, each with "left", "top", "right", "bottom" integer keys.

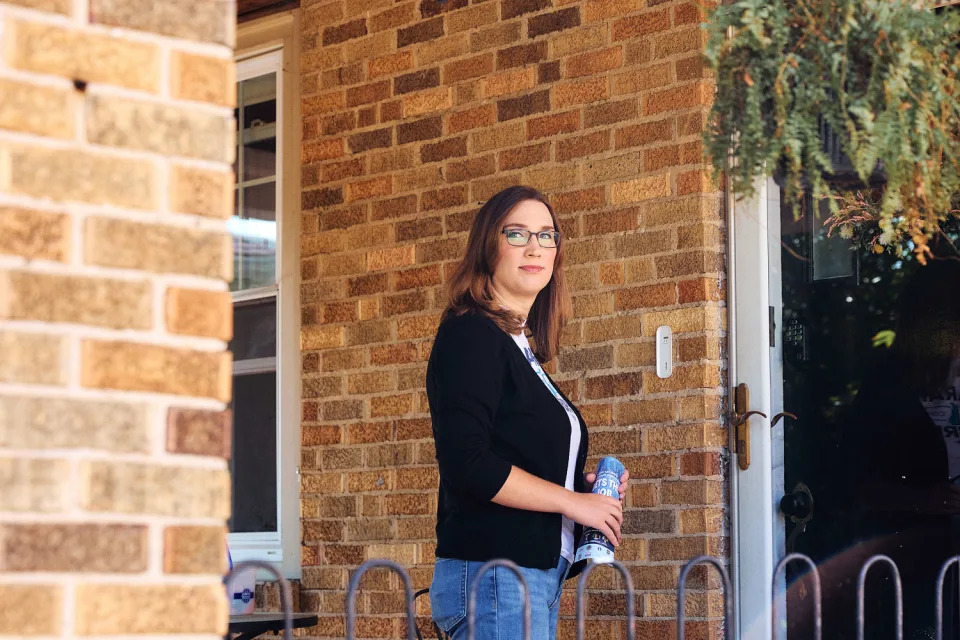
[{"left": 490, "top": 284, "right": 533, "bottom": 320}]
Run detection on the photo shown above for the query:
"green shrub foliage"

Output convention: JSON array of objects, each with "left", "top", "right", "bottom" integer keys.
[{"left": 704, "top": 0, "right": 960, "bottom": 261}]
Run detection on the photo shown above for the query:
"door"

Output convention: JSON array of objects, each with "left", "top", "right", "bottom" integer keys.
[{"left": 731, "top": 180, "right": 960, "bottom": 640}]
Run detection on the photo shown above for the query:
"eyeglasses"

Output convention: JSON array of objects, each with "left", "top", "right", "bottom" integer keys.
[{"left": 501, "top": 228, "right": 561, "bottom": 248}]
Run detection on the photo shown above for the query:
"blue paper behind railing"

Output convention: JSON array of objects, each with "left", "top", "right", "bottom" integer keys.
[{"left": 226, "top": 546, "right": 257, "bottom": 615}]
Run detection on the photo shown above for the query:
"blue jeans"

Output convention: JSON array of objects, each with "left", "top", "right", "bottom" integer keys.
[{"left": 429, "top": 556, "right": 571, "bottom": 640}]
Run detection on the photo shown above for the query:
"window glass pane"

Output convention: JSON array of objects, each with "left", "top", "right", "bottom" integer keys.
[
  {"left": 230, "top": 189, "right": 276, "bottom": 291},
  {"left": 239, "top": 72, "right": 277, "bottom": 182},
  {"left": 229, "top": 371, "right": 277, "bottom": 533},
  {"left": 244, "top": 132, "right": 276, "bottom": 182},
  {"left": 232, "top": 71, "right": 278, "bottom": 292},
  {"left": 230, "top": 297, "right": 276, "bottom": 361},
  {"left": 230, "top": 183, "right": 276, "bottom": 291},
  {"left": 242, "top": 182, "right": 276, "bottom": 223}
]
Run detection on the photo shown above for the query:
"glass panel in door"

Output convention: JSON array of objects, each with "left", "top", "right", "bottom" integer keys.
[{"left": 777, "top": 190, "right": 960, "bottom": 640}]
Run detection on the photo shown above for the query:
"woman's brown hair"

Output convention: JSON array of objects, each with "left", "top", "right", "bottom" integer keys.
[{"left": 442, "top": 185, "right": 572, "bottom": 362}]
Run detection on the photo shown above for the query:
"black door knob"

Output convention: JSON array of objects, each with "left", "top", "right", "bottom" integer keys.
[{"left": 780, "top": 489, "right": 813, "bottom": 519}]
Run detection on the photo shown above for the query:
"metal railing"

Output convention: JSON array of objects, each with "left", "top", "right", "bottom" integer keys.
[
  {"left": 227, "top": 553, "right": 960, "bottom": 639},
  {"left": 773, "top": 553, "right": 822, "bottom": 640},
  {"left": 347, "top": 559, "right": 418, "bottom": 640},
  {"left": 674, "top": 553, "right": 960, "bottom": 640},
  {"left": 676, "top": 555, "right": 734, "bottom": 640},
  {"left": 353, "top": 559, "right": 636, "bottom": 640}
]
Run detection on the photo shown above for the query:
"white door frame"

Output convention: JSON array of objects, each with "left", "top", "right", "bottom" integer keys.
[{"left": 728, "top": 178, "right": 787, "bottom": 640}]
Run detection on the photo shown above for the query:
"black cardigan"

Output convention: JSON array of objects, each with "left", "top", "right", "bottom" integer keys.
[{"left": 426, "top": 310, "right": 589, "bottom": 572}]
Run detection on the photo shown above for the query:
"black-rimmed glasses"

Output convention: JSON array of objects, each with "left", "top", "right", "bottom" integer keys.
[{"left": 501, "top": 228, "right": 561, "bottom": 248}]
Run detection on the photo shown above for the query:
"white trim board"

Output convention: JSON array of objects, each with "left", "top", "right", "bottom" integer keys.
[{"left": 728, "top": 177, "right": 786, "bottom": 640}]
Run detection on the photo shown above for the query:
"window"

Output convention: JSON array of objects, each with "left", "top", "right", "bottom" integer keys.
[{"left": 230, "top": 12, "right": 300, "bottom": 578}]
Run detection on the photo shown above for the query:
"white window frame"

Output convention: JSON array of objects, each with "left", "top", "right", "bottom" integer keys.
[{"left": 230, "top": 11, "right": 301, "bottom": 580}]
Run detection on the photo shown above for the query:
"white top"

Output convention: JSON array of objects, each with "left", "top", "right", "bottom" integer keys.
[{"left": 510, "top": 330, "right": 581, "bottom": 562}]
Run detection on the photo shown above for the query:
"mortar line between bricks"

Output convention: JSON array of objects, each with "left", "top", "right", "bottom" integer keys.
[
  {"left": 0, "top": 192, "right": 120, "bottom": 214},
  {"left": 72, "top": 0, "right": 87, "bottom": 24},
  {"left": 66, "top": 636, "right": 221, "bottom": 640},
  {"left": 68, "top": 204, "right": 84, "bottom": 273},
  {"left": 0, "top": 129, "right": 234, "bottom": 169},
  {"left": 146, "top": 520, "right": 164, "bottom": 576},
  {"left": 0, "top": 573, "right": 225, "bottom": 586},
  {"left": 60, "top": 579, "right": 76, "bottom": 640},
  {"left": 71, "top": 204, "right": 231, "bottom": 235},
  {"left": 0, "top": 321, "right": 227, "bottom": 354},
  {"left": 0, "top": 447, "right": 228, "bottom": 471},
  {"left": 84, "top": 83, "right": 234, "bottom": 118},
  {"left": 155, "top": 156, "right": 172, "bottom": 219},
  {"left": 76, "top": 75, "right": 88, "bottom": 146},
  {"left": 0, "top": 6, "right": 6, "bottom": 61},
  {"left": 3, "top": 4, "right": 234, "bottom": 58},
  {"left": 75, "top": 636, "right": 221, "bottom": 640},
  {"left": 0, "top": 255, "right": 230, "bottom": 292},
  {"left": 66, "top": 325, "right": 81, "bottom": 389},
  {"left": 151, "top": 279, "right": 168, "bottom": 353},
  {"left": 0, "top": 68, "right": 76, "bottom": 91},
  {"left": 158, "top": 40, "right": 172, "bottom": 101},
  {"left": 66, "top": 456, "right": 82, "bottom": 518},
  {"left": 1, "top": 3, "right": 74, "bottom": 26},
  {"left": 151, "top": 398, "right": 168, "bottom": 458},
  {"left": 0, "top": 383, "right": 225, "bottom": 409},
  {"left": 0, "top": 512, "right": 225, "bottom": 527}
]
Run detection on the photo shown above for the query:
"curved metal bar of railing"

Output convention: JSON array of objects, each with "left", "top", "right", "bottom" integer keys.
[
  {"left": 575, "top": 560, "right": 636, "bottom": 640},
  {"left": 466, "top": 559, "right": 531, "bottom": 640},
  {"left": 856, "top": 554, "right": 903, "bottom": 640},
  {"left": 224, "top": 560, "right": 294, "bottom": 640},
  {"left": 413, "top": 588, "right": 451, "bottom": 640},
  {"left": 935, "top": 555, "right": 960, "bottom": 640},
  {"left": 771, "top": 553, "right": 822, "bottom": 640},
  {"left": 676, "top": 555, "right": 733, "bottom": 640},
  {"left": 412, "top": 589, "right": 427, "bottom": 640},
  {"left": 346, "top": 559, "right": 417, "bottom": 640}
]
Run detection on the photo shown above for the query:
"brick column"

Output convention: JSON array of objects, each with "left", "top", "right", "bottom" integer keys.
[{"left": 0, "top": 0, "right": 235, "bottom": 636}]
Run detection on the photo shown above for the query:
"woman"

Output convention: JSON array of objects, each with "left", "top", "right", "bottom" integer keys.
[{"left": 426, "top": 186, "right": 629, "bottom": 640}]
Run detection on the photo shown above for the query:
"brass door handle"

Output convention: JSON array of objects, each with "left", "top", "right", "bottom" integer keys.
[
  {"left": 733, "top": 410, "right": 766, "bottom": 471},
  {"left": 730, "top": 383, "right": 768, "bottom": 471},
  {"left": 771, "top": 412, "right": 798, "bottom": 427},
  {"left": 732, "top": 410, "right": 768, "bottom": 428}
]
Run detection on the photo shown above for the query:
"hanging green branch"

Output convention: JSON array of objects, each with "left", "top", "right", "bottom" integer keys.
[
  {"left": 823, "top": 189, "right": 960, "bottom": 257},
  {"left": 703, "top": 0, "right": 960, "bottom": 262}
]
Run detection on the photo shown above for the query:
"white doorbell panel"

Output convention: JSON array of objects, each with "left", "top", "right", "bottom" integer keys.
[{"left": 655, "top": 325, "right": 673, "bottom": 379}]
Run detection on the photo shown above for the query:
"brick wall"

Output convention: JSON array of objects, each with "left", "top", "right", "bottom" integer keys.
[
  {"left": 299, "top": 0, "right": 727, "bottom": 637},
  {"left": 0, "top": 0, "right": 234, "bottom": 637}
]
